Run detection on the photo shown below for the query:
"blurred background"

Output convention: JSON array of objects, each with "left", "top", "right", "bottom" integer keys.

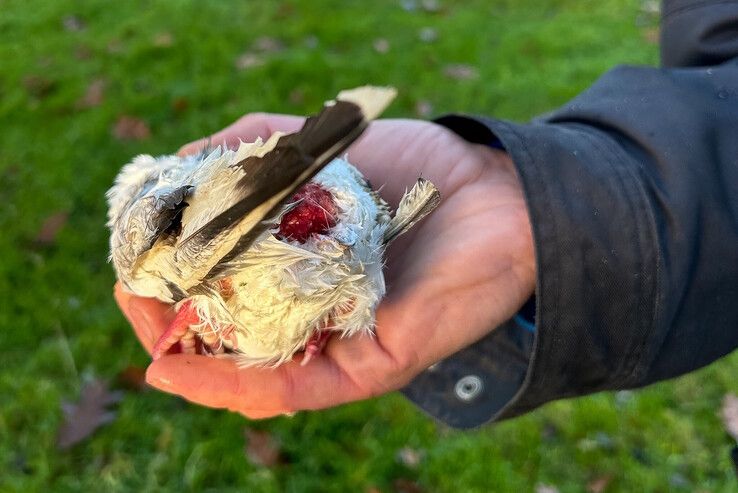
[{"left": 1, "top": 0, "right": 737, "bottom": 491}]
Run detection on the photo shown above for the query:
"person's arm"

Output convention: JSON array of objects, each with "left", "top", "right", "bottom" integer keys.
[{"left": 404, "top": 0, "right": 738, "bottom": 427}]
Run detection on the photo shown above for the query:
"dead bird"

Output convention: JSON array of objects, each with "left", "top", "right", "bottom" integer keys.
[{"left": 107, "top": 86, "right": 440, "bottom": 366}]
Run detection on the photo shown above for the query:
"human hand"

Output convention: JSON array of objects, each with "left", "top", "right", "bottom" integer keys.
[{"left": 114, "top": 114, "right": 535, "bottom": 419}]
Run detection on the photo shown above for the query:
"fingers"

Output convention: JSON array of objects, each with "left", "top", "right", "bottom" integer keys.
[
  {"left": 145, "top": 352, "right": 369, "bottom": 416},
  {"left": 177, "top": 113, "right": 305, "bottom": 156},
  {"left": 114, "top": 283, "right": 173, "bottom": 354}
]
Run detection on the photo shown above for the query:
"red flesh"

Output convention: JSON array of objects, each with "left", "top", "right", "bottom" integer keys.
[{"left": 277, "top": 183, "right": 337, "bottom": 243}]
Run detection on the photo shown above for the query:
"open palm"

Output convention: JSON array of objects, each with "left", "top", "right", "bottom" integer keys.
[{"left": 115, "top": 115, "right": 535, "bottom": 418}]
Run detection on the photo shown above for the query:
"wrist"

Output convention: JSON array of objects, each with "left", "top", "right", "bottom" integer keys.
[{"left": 480, "top": 147, "right": 537, "bottom": 304}]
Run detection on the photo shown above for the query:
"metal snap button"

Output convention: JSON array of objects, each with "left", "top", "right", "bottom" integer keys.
[{"left": 455, "top": 375, "right": 483, "bottom": 402}]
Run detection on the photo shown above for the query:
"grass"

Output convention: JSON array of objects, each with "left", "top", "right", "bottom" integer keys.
[{"left": 1, "top": 0, "right": 736, "bottom": 491}]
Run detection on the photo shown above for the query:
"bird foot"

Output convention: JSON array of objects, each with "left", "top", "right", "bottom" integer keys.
[
  {"left": 300, "top": 330, "right": 332, "bottom": 366},
  {"left": 152, "top": 300, "right": 200, "bottom": 359}
]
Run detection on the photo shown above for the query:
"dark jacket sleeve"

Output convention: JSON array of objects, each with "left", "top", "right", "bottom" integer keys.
[{"left": 402, "top": 0, "right": 738, "bottom": 428}]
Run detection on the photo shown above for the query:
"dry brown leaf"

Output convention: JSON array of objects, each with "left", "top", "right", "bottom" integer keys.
[
  {"left": 171, "top": 97, "right": 189, "bottom": 114},
  {"left": 113, "top": 116, "right": 151, "bottom": 141},
  {"left": 116, "top": 365, "right": 148, "bottom": 391},
  {"left": 443, "top": 64, "right": 479, "bottom": 80},
  {"left": 721, "top": 393, "right": 738, "bottom": 442},
  {"left": 244, "top": 428, "right": 282, "bottom": 467},
  {"left": 76, "top": 78, "right": 105, "bottom": 108},
  {"left": 35, "top": 211, "right": 68, "bottom": 246},
  {"left": 57, "top": 379, "right": 123, "bottom": 449},
  {"left": 393, "top": 478, "right": 424, "bottom": 493},
  {"left": 587, "top": 475, "right": 613, "bottom": 493},
  {"left": 23, "top": 75, "right": 56, "bottom": 99},
  {"left": 276, "top": 3, "right": 296, "bottom": 18}
]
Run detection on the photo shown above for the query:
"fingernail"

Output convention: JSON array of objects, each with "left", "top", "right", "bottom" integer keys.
[{"left": 146, "top": 366, "right": 173, "bottom": 390}]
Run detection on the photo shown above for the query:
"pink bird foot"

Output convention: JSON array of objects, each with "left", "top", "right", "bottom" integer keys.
[
  {"left": 300, "top": 330, "right": 333, "bottom": 366},
  {"left": 152, "top": 299, "right": 200, "bottom": 359}
]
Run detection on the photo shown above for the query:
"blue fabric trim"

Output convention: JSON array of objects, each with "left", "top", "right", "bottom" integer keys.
[
  {"left": 489, "top": 137, "right": 505, "bottom": 150},
  {"left": 514, "top": 314, "right": 536, "bottom": 333}
]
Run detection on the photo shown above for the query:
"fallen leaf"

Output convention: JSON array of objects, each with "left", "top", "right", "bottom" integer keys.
[
  {"left": 35, "top": 212, "right": 68, "bottom": 246},
  {"left": 276, "top": 3, "right": 296, "bottom": 18},
  {"left": 153, "top": 32, "right": 174, "bottom": 47},
  {"left": 57, "top": 379, "right": 123, "bottom": 449},
  {"left": 587, "top": 475, "right": 613, "bottom": 493},
  {"left": 721, "top": 393, "right": 738, "bottom": 442},
  {"left": 113, "top": 116, "right": 150, "bottom": 141},
  {"left": 396, "top": 447, "right": 423, "bottom": 468},
  {"left": 171, "top": 97, "right": 189, "bottom": 114},
  {"left": 76, "top": 78, "right": 105, "bottom": 108},
  {"left": 235, "top": 52, "right": 264, "bottom": 70},
  {"left": 23, "top": 75, "right": 56, "bottom": 99},
  {"left": 443, "top": 64, "right": 479, "bottom": 80},
  {"left": 244, "top": 428, "right": 282, "bottom": 467},
  {"left": 116, "top": 365, "right": 148, "bottom": 391},
  {"left": 373, "top": 38, "right": 390, "bottom": 54},
  {"left": 393, "top": 478, "right": 424, "bottom": 493},
  {"left": 535, "top": 485, "right": 559, "bottom": 493},
  {"left": 62, "top": 15, "right": 86, "bottom": 32}
]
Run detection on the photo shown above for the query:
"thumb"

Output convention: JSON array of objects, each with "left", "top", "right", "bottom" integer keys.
[{"left": 146, "top": 354, "right": 246, "bottom": 410}]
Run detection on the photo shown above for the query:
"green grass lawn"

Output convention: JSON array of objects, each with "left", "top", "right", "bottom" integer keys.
[{"left": 1, "top": 0, "right": 737, "bottom": 491}]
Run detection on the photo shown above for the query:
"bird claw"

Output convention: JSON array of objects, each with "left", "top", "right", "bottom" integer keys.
[
  {"left": 300, "top": 330, "right": 332, "bottom": 366},
  {"left": 152, "top": 300, "right": 200, "bottom": 359}
]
